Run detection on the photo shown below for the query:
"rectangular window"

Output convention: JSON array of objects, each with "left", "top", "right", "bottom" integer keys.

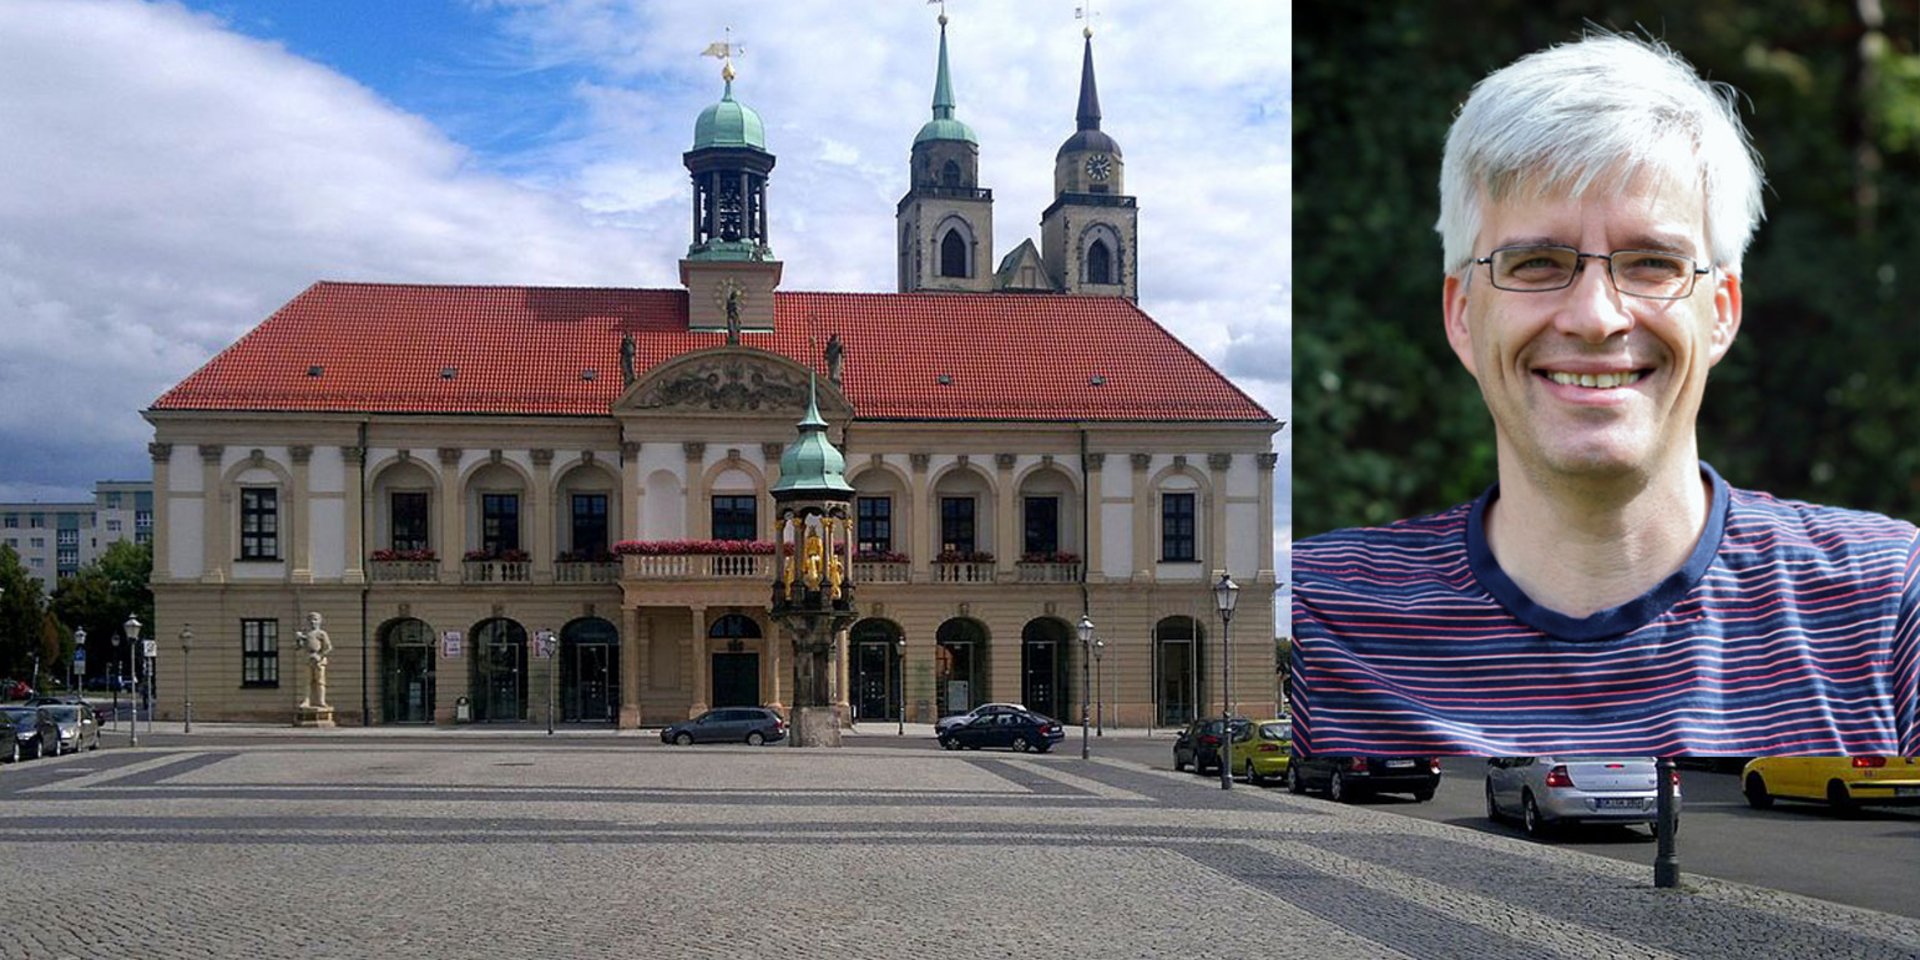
[
  {"left": 239, "top": 487, "right": 279, "bottom": 559},
  {"left": 134, "top": 510, "right": 152, "bottom": 530},
  {"left": 105, "top": 493, "right": 122, "bottom": 509},
  {"left": 481, "top": 494, "right": 520, "bottom": 554},
  {"left": 1023, "top": 496, "right": 1060, "bottom": 556},
  {"left": 856, "top": 496, "right": 893, "bottom": 554},
  {"left": 940, "top": 497, "right": 976, "bottom": 554},
  {"left": 56, "top": 547, "right": 77, "bottom": 567},
  {"left": 135, "top": 531, "right": 151, "bottom": 546},
  {"left": 2, "top": 515, "right": 15, "bottom": 528},
  {"left": 571, "top": 494, "right": 609, "bottom": 556},
  {"left": 710, "top": 495, "right": 757, "bottom": 541},
  {"left": 390, "top": 492, "right": 429, "bottom": 552},
  {"left": 30, "top": 537, "right": 44, "bottom": 548},
  {"left": 106, "top": 519, "right": 122, "bottom": 533},
  {"left": 1161, "top": 493, "right": 1196, "bottom": 562},
  {"left": 242, "top": 619, "right": 279, "bottom": 687},
  {"left": 56, "top": 529, "right": 78, "bottom": 546}
]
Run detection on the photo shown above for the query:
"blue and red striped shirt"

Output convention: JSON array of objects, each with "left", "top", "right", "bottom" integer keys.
[{"left": 1291, "top": 464, "right": 1920, "bottom": 756}]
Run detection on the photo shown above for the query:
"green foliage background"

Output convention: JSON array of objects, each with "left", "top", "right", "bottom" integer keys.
[{"left": 1294, "top": 1, "right": 1920, "bottom": 536}]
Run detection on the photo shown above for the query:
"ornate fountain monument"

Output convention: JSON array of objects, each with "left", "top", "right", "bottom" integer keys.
[{"left": 768, "top": 376, "right": 858, "bottom": 747}]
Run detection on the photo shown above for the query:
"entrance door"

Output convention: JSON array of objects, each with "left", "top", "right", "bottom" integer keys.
[
  {"left": 854, "top": 642, "right": 893, "bottom": 721},
  {"left": 388, "top": 643, "right": 435, "bottom": 724},
  {"left": 569, "top": 642, "right": 616, "bottom": 722},
  {"left": 483, "top": 640, "right": 523, "bottom": 721},
  {"left": 711, "top": 652, "right": 760, "bottom": 708},
  {"left": 1023, "top": 640, "right": 1059, "bottom": 718},
  {"left": 1158, "top": 640, "right": 1194, "bottom": 726}
]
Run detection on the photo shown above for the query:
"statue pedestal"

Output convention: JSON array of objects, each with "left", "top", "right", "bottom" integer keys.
[
  {"left": 294, "top": 705, "right": 336, "bottom": 728},
  {"left": 787, "top": 706, "right": 842, "bottom": 748}
]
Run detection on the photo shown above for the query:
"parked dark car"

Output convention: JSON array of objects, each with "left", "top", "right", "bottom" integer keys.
[
  {"left": 660, "top": 707, "right": 787, "bottom": 745},
  {"left": 1288, "top": 753, "right": 1442, "bottom": 802},
  {"left": 1172, "top": 716, "right": 1250, "bottom": 775},
  {"left": 937, "top": 710, "right": 1065, "bottom": 753},
  {"left": 39, "top": 704, "right": 100, "bottom": 755},
  {"left": 934, "top": 702, "right": 1028, "bottom": 734},
  {"left": 0, "top": 706, "right": 52, "bottom": 762}
]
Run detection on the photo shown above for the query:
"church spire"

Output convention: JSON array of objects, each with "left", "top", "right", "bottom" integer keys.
[
  {"left": 932, "top": 14, "right": 958, "bottom": 122},
  {"left": 1075, "top": 29, "right": 1101, "bottom": 132}
]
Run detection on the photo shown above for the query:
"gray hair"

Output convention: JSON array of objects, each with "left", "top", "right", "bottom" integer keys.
[{"left": 1436, "top": 33, "right": 1765, "bottom": 275}]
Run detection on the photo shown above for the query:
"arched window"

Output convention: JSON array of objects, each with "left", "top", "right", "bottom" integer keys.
[
  {"left": 940, "top": 228, "right": 968, "bottom": 278},
  {"left": 1086, "top": 239, "right": 1113, "bottom": 285},
  {"left": 940, "top": 159, "right": 963, "bottom": 187},
  {"left": 708, "top": 614, "right": 762, "bottom": 639}
]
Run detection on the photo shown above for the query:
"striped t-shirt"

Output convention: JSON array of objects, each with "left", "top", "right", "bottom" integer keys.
[{"left": 1291, "top": 464, "right": 1920, "bottom": 757}]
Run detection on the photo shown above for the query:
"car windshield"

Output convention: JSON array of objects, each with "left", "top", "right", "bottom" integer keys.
[
  {"left": 1259, "top": 722, "right": 1289, "bottom": 740},
  {"left": 44, "top": 706, "right": 81, "bottom": 721},
  {"left": 0, "top": 708, "right": 34, "bottom": 723}
]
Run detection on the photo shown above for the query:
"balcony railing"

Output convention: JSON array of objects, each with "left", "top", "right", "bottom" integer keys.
[
  {"left": 463, "top": 560, "right": 532, "bottom": 584},
  {"left": 933, "top": 561, "right": 995, "bottom": 584},
  {"left": 554, "top": 561, "right": 621, "bottom": 584},
  {"left": 1016, "top": 561, "right": 1082, "bottom": 584},
  {"left": 370, "top": 560, "right": 440, "bottom": 584},
  {"left": 853, "top": 560, "right": 911, "bottom": 584},
  {"left": 622, "top": 553, "right": 773, "bottom": 580}
]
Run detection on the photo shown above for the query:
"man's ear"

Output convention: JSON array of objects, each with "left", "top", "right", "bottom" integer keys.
[
  {"left": 1706, "top": 270, "right": 1742, "bottom": 366},
  {"left": 1443, "top": 272, "right": 1477, "bottom": 375}
]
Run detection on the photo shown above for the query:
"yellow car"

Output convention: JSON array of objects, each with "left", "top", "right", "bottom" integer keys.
[
  {"left": 1231, "top": 717, "right": 1293, "bottom": 785},
  {"left": 1741, "top": 757, "right": 1920, "bottom": 812}
]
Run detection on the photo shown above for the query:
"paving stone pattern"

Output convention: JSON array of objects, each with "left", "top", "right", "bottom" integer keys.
[{"left": 2, "top": 741, "right": 1916, "bottom": 959}]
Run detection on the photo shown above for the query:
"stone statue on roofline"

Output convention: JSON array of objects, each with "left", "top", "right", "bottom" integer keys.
[{"left": 621, "top": 332, "right": 637, "bottom": 385}]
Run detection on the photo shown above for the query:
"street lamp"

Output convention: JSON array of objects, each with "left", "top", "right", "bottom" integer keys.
[
  {"left": 1655, "top": 757, "right": 1680, "bottom": 887},
  {"left": 1076, "top": 614, "right": 1094, "bottom": 760},
  {"left": 123, "top": 614, "right": 142, "bottom": 747},
  {"left": 73, "top": 627, "right": 86, "bottom": 702},
  {"left": 895, "top": 637, "right": 906, "bottom": 736},
  {"left": 1093, "top": 638, "right": 1105, "bottom": 736},
  {"left": 179, "top": 624, "right": 194, "bottom": 734},
  {"left": 1213, "top": 573, "right": 1239, "bottom": 791}
]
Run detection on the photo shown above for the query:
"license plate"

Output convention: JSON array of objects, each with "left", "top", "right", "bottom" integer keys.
[
  {"left": 1384, "top": 759, "right": 1414, "bottom": 768},
  {"left": 1594, "top": 798, "right": 1646, "bottom": 809},
  {"left": 1895, "top": 787, "right": 1920, "bottom": 798}
]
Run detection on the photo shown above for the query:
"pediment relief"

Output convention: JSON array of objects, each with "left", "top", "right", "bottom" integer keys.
[{"left": 618, "top": 347, "right": 851, "bottom": 419}]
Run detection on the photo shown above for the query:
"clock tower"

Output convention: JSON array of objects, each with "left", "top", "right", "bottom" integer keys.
[
  {"left": 681, "top": 60, "right": 782, "bottom": 334},
  {"left": 897, "top": 13, "right": 994, "bottom": 294},
  {"left": 1041, "top": 28, "right": 1137, "bottom": 300}
]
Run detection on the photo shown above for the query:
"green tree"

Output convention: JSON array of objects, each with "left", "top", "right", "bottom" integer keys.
[
  {"left": 49, "top": 541, "right": 154, "bottom": 684},
  {"left": 0, "top": 545, "right": 52, "bottom": 683}
]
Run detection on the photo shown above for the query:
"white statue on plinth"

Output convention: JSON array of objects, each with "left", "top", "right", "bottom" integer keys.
[{"left": 295, "top": 612, "right": 333, "bottom": 709}]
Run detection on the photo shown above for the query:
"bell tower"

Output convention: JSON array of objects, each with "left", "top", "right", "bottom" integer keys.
[
  {"left": 1040, "top": 27, "right": 1138, "bottom": 300},
  {"left": 680, "top": 53, "right": 783, "bottom": 334},
  {"left": 897, "top": 12, "right": 994, "bottom": 293}
]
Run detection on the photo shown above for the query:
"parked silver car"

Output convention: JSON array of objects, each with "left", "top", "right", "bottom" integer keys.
[
  {"left": 1485, "top": 757, "right": 1678, "bottom": 837},
  {"left": 40, "top": 704, "right": 100, "bottom": 755}
]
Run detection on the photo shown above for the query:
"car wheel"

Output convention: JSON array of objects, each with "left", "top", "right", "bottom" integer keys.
[
  {"left": 1485, "top": 780, "right": 1502, "bottom": 822},
  {"left": 7, "top": 740, "right": 16, "bottom": 764},
  {"left": 1287, "top": 764, "right": 1305, "bottom": 795},
  {"left": 1244, "top": 759, "right": 1260, "bottom": 785},
  {"left": 1826, "top": 780, "right": 1858, "bottom": 816},
  {"left": 1329, "top": 771, "right": 1349, "bottom": 803},
  {"left": 1522, "top": 793, "right": 1551, "bottom": 838},
  {"left": 1035, "top": 744, "right": 1053, "bottom": 754},
  {"left": 674, "top": 732, "right": 694, "bottom": 746},
  {"left": 746, "top": 731, "right": 765, "bottom": 746},
  {"left": 1011, "top": 736, "right": 1030, "bottom": 753},
  {"left": 1743, "top": 772, "right": 1773, "bottom": 810},
  {"left": 1173, "top": 755, "right": 1185, "bottom": 772},
  {"left": 1412, "top": 786, "right": 1435, "bottom": 803}
]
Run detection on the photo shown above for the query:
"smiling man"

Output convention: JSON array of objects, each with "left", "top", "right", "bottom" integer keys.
[{"left": 1292, "top": 34, "right": 1919, "bottom": 757}]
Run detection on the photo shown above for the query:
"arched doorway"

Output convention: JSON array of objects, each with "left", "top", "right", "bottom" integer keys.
[
  {"left": 469, "top": 618, "right": 527, "bottom": 722},
  {"left": 560, "top": 617, "right": 620, "bottom": 723},
  {"left": 934, "top": 618, "right": 989, "bottom": 718},
  {"left": 708, "top": 613, "right": 762, "bottom": 708},
  {"left": 379, "top": 617, "right": 435, "bottom": 724},
  {"left": 1021, "top": 618, "right": 1070, "bottom": 720},
  {"left": 1154, "top": 616, "right": 1204, "bottom": 727},
  {"left": 850, "top": 618, "right": 905, "bottom": 722}
]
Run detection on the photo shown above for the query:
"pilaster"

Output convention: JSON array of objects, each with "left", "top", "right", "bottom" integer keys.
[
  {"left": 530, "top": 448, "right": 554, "bottom": 583},
  {"left": 620, "top": 441, "right": 641, "bottom": 540},
  {"left": 199, "top": 444, "right": 225, "bottom": 584},
  {"left": 689, "top": 605, "right": 709, "bottom": 717},
  {"left": 1129, "top": 453, "right": 1152, "bottom": 580},
  {"left": 994, "top": 452, "right": 1017, "bottom": 577},
  {"left": 909, "top": 453, "right": 932, "bottom": 582},
  {"left": 619, "top": 605, "right": 643, "bottom": 729},
  {"left": 1207, "top": 453, "right": 1231, "bottom": 574},
  {"left": 1084, "top": 452, "right": 1105, "bottom": 583},
  {"left": 684, "top": 442, "right": 707, "bottom": 539},
  {"left": 148, "top": 443, "right": 172, "bottom": 580},
  {"left": 1257, "top": 453, "right": 1279, "bottom": 578},
  {"left": 438, "top": 448, "right": 462, "bottom": 577},
  {"left": 289, "top": 445, "right": 313, "bottom": 583},
  {"left": 341, "top": 446, "right": 365, "bottom": 584}
]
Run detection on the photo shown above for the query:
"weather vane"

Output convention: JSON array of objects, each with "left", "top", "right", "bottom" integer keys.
[
  {"left": 1075, "top": 1, "right": 1100, "bottom": 37},
  {"left": 926, "top": 0, "right": 949, "bottom": 26},
  {"left": 701, "top": 26, "right": 744, "bottom": 82}
]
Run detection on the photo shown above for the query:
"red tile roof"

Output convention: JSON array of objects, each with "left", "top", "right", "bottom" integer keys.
[{"left": 152, "top": 282, "right": 1273, "bottom": 422}]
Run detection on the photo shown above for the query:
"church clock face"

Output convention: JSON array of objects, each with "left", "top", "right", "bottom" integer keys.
[
  {"left": 713, "top": 277, "right": 747, "bottom": 311},
  {"left": 1084, "top": 153, "right": 1112, "bottom": 182}
]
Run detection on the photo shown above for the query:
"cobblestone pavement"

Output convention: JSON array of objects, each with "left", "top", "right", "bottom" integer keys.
[{"left": 2, "top": 733, "right": 1917, "bottom": 959}]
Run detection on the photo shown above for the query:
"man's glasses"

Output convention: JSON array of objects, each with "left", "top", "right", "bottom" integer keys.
[{"left": 1472, "top": 245, "right": 1711, "bottom": 300}]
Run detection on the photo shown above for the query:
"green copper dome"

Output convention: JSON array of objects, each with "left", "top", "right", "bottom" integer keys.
[
  {"left": 771, "top": 376, "right": 854, "bottom": 496},
  {"left": 913, "top": 18, "right": 976, "bottom": 146},
  {"left": 692, "top": 78, "right": 767, "bottom": 151}
]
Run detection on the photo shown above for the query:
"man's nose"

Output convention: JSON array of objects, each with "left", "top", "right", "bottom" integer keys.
[{"left": 1552, "top": 259, "right": 1634, "bottom": 342}]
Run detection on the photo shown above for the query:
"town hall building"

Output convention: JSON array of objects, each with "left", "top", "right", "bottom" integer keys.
[{"left": 143, "top": 20, "right": 1282, "bottom": 731}]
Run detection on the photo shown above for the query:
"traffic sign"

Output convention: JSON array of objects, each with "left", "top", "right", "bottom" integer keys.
[{"left": 141, "top": 639, "right": 157, "bottom": 659}]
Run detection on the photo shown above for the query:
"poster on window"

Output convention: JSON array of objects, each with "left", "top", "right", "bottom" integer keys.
[{"left": 441, "top": 631, "right": 462, "bottom": 658}]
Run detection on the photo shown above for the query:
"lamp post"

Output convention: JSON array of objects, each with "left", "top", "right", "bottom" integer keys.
[
  {"left": 108, "top": 629, "right": 120, "bottom": 730},
  {"left": 1214, "top": 573, "right": 1239, "bottom": 791},
  {"left": 1654, "top": 757, "right": 1680, "bottom": 888},
  {"left": 73, "top": 626, "right": 86, "bottom": 704},
  {"left": 1076, "top": 615, "right": 1094, "bottom": 760},
  {"left": 1093, "top": 638, "right": 1105, "bottom": 736},
  {"left": 895, "top": 637, "right": 906, "bottom": 736},
  {"left": 179, "top": 624, "right": 194, "bottom": 734},
  {"left": 123, "top": 615, "right": 142, "bottom": 747}
]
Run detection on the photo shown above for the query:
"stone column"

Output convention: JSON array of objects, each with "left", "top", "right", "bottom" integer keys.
[
  {"left": 148, "top": 443, "right": 173, "bottom": 581},
  {"left": 683, "top": 442, "right": 707, "bottom": 539},
  {"left": 1207, "top": 453, "right": 1232, "bottom": 574},
  {"left": 199, "top": 444, "right": 225, "bottom": 584},
  {"left": 765, "top": 614, "right": 786, "bottom": 714},
  {"left": 530, "top": 448, "right": 554, "bottom": 583},
  {"left": 290, "top": 445, "right": 313, "bottom": 583},
  {"left": 619, "top": 605, "right": 643, "bottom": 729},
  {"left": 833, "top": 623, "right": 851, "bottom": 722},
  {"left": 689, "top": 605, "right": 709, "bottom": 717},
  {"left": 1129, "top": 453, "right": 1153, "bottom": 580},
  {"left": 909, "top": 453, "right": 931, "bottom": 581},
  {"left": 341, "top": 446, "right": 365, "bottom": 584},
  {"left": 620, "top": 441, "right": 641, "bottom": 541},
  {"left": 761, "top": 442, "right": 784, "bottom": 535},
  {"left": 994, "top": 453, "right": 1018, "bottom": 577},
  {"left": 438, "top": 448, "right": 463, "bottom": 578},
  {"left": 1084, "top": 452, "right": 1105, "bottom": 583}
]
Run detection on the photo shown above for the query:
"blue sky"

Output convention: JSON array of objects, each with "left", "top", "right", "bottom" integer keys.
[{"left": 0, "top": 0, "right": 1290, "bottom": 582}]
